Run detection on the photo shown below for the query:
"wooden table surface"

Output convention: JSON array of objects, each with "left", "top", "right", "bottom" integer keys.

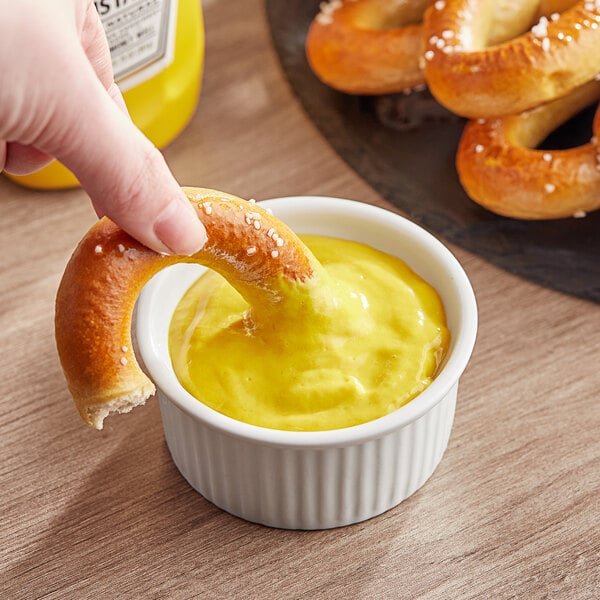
[{"left": 1, "top": 1, "right": 599, "bottom": 598}]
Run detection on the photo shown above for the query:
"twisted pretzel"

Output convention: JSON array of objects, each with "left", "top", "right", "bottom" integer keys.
[
  {"left": 306, "top": 0, "right": 557, "bottom": 97},
  {"left": 456, "top": 79, "right": 600, "bottom": 218},
  {"left": 306, "top": 0, "right": 432, "bottom": 94},
  {"left": 423, "top": 0, "right": 600, "bottom": 118}
]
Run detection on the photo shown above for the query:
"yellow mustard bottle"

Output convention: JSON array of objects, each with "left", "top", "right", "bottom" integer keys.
[{"left": 6, "top": 0, "right": 204, "bottom": 190}]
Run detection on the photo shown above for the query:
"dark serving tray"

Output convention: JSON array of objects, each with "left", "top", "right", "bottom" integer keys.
[{"left": 265, "top": 0, "right": 599, "bottom": 304}]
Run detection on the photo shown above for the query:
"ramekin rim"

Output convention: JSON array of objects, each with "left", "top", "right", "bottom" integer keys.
[{"left": 136, "top": 196, "right": 477, "bottom": 448}]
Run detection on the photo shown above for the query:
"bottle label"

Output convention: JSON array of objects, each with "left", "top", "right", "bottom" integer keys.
[{"left": 95, "top": 0, "right": 178, "bottom": 91}]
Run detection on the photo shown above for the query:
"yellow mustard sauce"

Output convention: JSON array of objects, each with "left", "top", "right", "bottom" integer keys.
[{"left": 169, "top": 235, "right": 450, "bottom": 432}]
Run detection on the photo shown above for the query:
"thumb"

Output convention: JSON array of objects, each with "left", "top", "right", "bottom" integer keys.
[{"left": 46, "top": 61, "right": 206, "bottom": 255}]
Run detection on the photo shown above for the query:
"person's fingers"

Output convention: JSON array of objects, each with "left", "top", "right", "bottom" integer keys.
[
  {"left": 71, "top": 110, "right": 206, "bottom": 256},
  {"left": 78, "top": 3, "right": 130, "bottom": 118},
  {"left": 73, "top": 4, "right": 205, "bottom": 254},
  {"left": 2, "top": 88, "right": 129, "bottom": 181},
  {"left": 0, "top": 1, "right": 205, "bottom": 255},
  {"left": 78, "top": 1, "right": 115, "bottom": 90},
  {"left": 106, "top": 82, "right": 128, "bottom": 114},
  {"left": 42, "top": 54, "right": 206, "bottom": 255},
  {"left": 0, "top": 140, "right": 6, "bottom": 172},
  {"left": 3, "top": 142, "right": 53, "bottom": 175},
  {"left": 79, "top": 3, "right": 129, "bottom": 112}
]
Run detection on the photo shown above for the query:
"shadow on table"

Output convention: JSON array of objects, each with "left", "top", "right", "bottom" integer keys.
[{"left": 3, "top": 401, "right": 407, "bottom": 598}]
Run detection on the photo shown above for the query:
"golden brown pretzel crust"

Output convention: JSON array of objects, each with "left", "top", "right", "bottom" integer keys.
[
  {"left": 55, "top": 188, "right": 317, "bottom": 429},
  {"left": 306, "top": 0, "right": 432, "bottom": 95},
  {"left": 456, "top": 81, "right": 600, "bottom": 219},
  {"left": 423, "top": 0, "right": 600, "bottom": 118}
]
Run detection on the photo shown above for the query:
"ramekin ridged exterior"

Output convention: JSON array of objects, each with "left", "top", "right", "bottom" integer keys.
[{"left": 136, "top": 197, "right": 477, "bottom": 530}]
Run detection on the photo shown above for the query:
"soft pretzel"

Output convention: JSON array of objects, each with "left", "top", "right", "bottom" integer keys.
[
  {"left": 422, "top": 0, "right": 600, "bottom": 118},
  {"left": 456, "top": 79, "right": 600, "bottom": 219},
  {"left": 55, "top": 188, "right": 318, "bottom": 429},
  {"left": 306, "top": 0, "right": 432, "bottom": 95},
  {"left": 305, "top": 0, "right": 561, "bottom": 97}
]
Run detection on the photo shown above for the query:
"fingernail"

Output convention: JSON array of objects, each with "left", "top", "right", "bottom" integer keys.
[{"left": 154, "top": 197, "right": 207, "bottom": 255}]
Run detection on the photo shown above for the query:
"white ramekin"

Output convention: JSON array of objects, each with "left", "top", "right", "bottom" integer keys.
[{"left": 136, "top": 197, "right": 477, "bottom": 530}]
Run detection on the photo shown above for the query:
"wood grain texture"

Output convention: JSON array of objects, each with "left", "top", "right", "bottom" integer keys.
[{"left": 0, "top": 1, "right": 599, "bottom": 598}]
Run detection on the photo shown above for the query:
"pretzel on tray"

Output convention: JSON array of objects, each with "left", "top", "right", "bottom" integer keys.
[
  {"left": 456, "top": 79, "right": 600, "bottom": 219},
  {"left": 422, "top": 0, "right": 600, "bottom": 118},
  {"left": 306, "top": 0, "right": 432, "bottom": 94},
  {"left": 305, "top": 0, "right": 600, "bottom": 219}
]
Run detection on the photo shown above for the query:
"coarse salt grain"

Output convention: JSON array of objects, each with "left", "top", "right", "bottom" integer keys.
[
  {"left": 94, "top": 245, "right": 103, "bottom": 254},
  {"left": 532, "top": 16, "right": 548, "bottom": 38},
  {"left": 317, "top": 0, "right": 342, "bottom": 25},
  {"left": 544, "top": 183, "right": 556, "bottom": 193},
  {"left": 316, "top": 11, "right": 331, "bottom": 22}
]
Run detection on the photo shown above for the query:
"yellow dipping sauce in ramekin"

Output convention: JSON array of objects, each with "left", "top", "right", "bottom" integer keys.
[{"left": 169, "top": 235, "right": 450, "bottom": 431}]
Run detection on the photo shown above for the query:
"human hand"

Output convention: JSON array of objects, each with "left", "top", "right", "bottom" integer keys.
[{"left": 0, "top": 0, "right": 206, "bottom": 255}]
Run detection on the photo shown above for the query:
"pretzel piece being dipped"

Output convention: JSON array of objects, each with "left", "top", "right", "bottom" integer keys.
[
  {"left": 422, "top": 0, "right": 600, "bottom": 118},
  {"left": 456, "top": 79, "right": 600, "bottom": 219},
  {"left": 55, "top": 188, "right": 318, "bottom": 429},
  {"left": 306, "top": 0, "right": 432, "bottom": 95}
]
